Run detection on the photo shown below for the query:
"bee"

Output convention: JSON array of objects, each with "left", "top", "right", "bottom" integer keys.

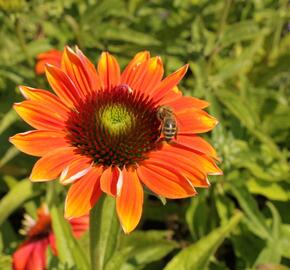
[{"left": 157, "top": 106, "right": 177, "bottom": 142}]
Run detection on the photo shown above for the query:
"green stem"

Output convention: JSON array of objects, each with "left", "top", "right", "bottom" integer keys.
[
  {"left": 15, "top": 16, "right": 33, "bottom": 67},
  {"left": 270, "top": 0, "right": 288, "bottom": 59},
  {"left": 89, "top": 195, "right": 120, "bottom": 270},
  {"left": 90, "top": 196, "right": 104, "bottom": 270},
  {"left": 204, "top": 0, "right": 232, "bottom": 143},
  {"left": 216, "top": 0, "right": 232, "bottom": 41},
  {"left": 207, "top": 0, "right": 232, "bottom": 68},
  {"left": 46, "top": 181, "right": 56, "bottom": 208}
]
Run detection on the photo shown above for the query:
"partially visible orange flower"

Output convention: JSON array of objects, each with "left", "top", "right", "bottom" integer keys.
[
  {"left": 35, "top": 49, "right": 62, "bottom": 75},
  {"left": 12, "top": 205, "right": 88, "bottom": 270},
  {"left": 10, "top": 47, "right": 222, "bottom": 234}
]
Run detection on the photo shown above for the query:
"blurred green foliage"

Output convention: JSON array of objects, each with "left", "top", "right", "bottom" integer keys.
[{"left": 0, "top": 0, "right": 290, "bottom": 269}]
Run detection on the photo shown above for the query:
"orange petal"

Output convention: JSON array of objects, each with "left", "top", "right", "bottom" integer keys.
[
  {"left": 37, "top": 49, "right": 62, "bottom": 60},
  {"left": 36, "top": 204, "right": 49, "bottom": 217},
  {"left": 30, "top": 147, "right": 77, "bottom": 182},
  {"left": 13, "top": 242, "right": 35, "bottom": 270},
  {"left": 36, "top": 59, "right": 56, "bottom": 75},
  {"left": 147, "top": 151, "right": 209, "bottom": 188},
  {"left": 14, "top": 100, "right": 67, "bottom": 130},
  {"left": 75, "top": 47, "right": 102, "bottom": 91},
  {"left": 27, "top": 240, "right": 47, "bottom": 270},
  {"left": 65, "top": 167, "right": 102, "bottom": 219},
  {"left": 137, "top": 56, "right": 164, "bottom": 94},
  {"left": 152, "top": 64, "right": 188, "bottom": 102},
  {"left": 60, "top": 156, "right": 92, "bottom": 185},
  {"left": 162, "top": 143, "right": 222, "bottom": 176},
  {"left": 13, "top": 240, "right": 47, "bottom": 270},
  {"left": 9, "top": 130, "right": 68, "bottom": 157},
  {"left": 48, "top": 234, "right": 57, "bottom": 255},
  {"left": 100, "top": 166, "right": 119, "bottom": 196},
  {"left": 176, "top": 109, "right": 218, "bottom": 134},
  {"left": 69, "top": 215, "right": 89, "bottom": 238},
  {"left": 121, "top": 51, "right": 150, "bottom": 83},
  {"left": 19, "top": 86, "right": 70, "bottom": 114},
  {"left": 116, "top": 168, "right": 143, "bottom": 233},
  {"left": 61, "top": 47, "right": 93, "bottom": 97},
  {"left": 164, "top": 96, "right": 209, "bottom": 112},
  {"left": 175, "top": 134, "right": 218, "bottom": 160},
  {"left": 121, "top": 57, "right": 154, "bottom": 94},
  {"left": 45, "top": 64, "right": 83, "bottom": 108},
  {"left": 97, "top": 52, "right": 120, "bottom": 90},
  {"left": 158, "top": 86, "right": 182, "bottom": 104},
  {"left": 35, "top": 49, "right": 62, "bottom": 75},
  {"left": 137, "top": 161, "right": 197, "bottom": 199}
]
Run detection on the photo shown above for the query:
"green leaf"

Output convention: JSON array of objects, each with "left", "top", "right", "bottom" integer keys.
[
  {"left": 214, "top": 89, "right": 257, "bottom": 129},
  {"left": 255, "top": 249, "right": 282, "bottom": 267},
  {"left": 220, "top": 20, "right": 260, "bottom": 47},
  {"left": 0, "top": 220, "right": 17, "bottom": 250},
  {"left": 214, "top": 89, "right": 282, "bottom": 158},
  {"left": 0, "top": 146, "right": 19, "bottom": 168},
  {"left": 81, "top": 0, "right": 125, "bottom": 26},
  {"left": 247, "top": 179, "right": 290, "bottom": 201},
  {"left": 164, "top": 211, "right": 243, "bottom": 270},
  {"left": 90, "top": 195, "right": 120, "bottom": 270},
  {"left": 102, "top": 28, "right": 161, "bottom": 46},
  {"left": 106, "top": 230, "right": 177, "bottom": 270},
  {"left": 0, "top": 254, "right": 11, "bottom": 270},
  {"left": 212, "top": 37, "right": 264, "bottom": 82},
  {"left": 230, "top": 185, "right": 271, "bottom": 240},
  {"left": 254, "top": 203, "right": 282, "bottom": 266},
  {"left": 50, "top": 205, "right": 89, "bottom": 270},
  {"left": 50, "top": 206, "right": 74, "bottom": 267},
  {"left": 104, "top": 246, "right": 133, "bottom": 270},
  {"left": 121, "top": 231, "right": 177, "bottom": 265},
  {"left": 215, "top": 194, "right": 235, "bottom": 226},
  {"left": 256, "top": 264, "right": 290, "bottom": 270},
  {"left": 0, "top": 69, "right": 23, "bottom": 84},
  {"left": 185, "top": 192, "right": 211, "bottom": 240},
  {"left": 0, "top": 179, "right": 37, "bottom": 226},
  {"left": 231, "top": 224, "right": 265, "bottom": 268},
  {"left": 0, "top": 109, "right": 18, "bottom": 135},
  {"left": 280, "top": 225, "right": 290, "bottom": 259}
]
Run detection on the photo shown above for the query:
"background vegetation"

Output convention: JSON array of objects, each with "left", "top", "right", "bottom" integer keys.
[{"left": 0, "top": 0, "right": 290, "bottom": 269}]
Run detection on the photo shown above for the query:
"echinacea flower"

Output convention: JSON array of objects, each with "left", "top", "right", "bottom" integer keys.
[
  {"left": 10, "top": 47, "right": 222, "bottom": 233},
  {"left": 12, "top": 205, "right": 88, "bottom": 270},
  {"left": 35, "top": 49, "right": 62, "bottom": 75}
]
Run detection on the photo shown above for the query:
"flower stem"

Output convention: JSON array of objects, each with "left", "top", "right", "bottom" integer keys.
[
  {"left": 89, "top": 195, "right": 120, "bottom": 270},
  {"left": 89, "top": 196, "right": 104, "bottom": 270},
  {"left": 46, "top": 181, "right": 56, "bottom": 208}
]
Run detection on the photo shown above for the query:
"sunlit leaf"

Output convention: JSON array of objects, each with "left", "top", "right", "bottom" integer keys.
[
  {"left": 0, "top": 179, "right": 37, "bottom": 226},
  {"left": 220, "top": 20, "right": 260, "bottom": 47},
  {"left": 230, "top": 185, "right": 271, "bottom": 240},
  {"left": 164, "top": 212, "right": 243, "bottom": 270},
  {"left": 51, "top": 205, "right": 89, "bottom": 270},
  {"left": 106, "top": 230, "right": 178, "bottom": 270}
]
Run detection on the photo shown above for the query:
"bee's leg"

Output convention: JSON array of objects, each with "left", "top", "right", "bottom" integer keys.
[
  {"left": 174, "top": 127, "right": 178, "bottom": 140},
  {"left": 156, "top": 137, "right": 166, "bottom": 144}
]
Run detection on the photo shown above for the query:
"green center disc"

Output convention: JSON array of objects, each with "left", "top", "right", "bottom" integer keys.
[{"left": 100, "top": 104, "right": 135, "bottom": 136}]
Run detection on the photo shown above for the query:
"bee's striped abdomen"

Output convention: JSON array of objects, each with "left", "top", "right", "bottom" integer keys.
[{"left": 162, "top": 117, "right": 177, "bottom": 142}]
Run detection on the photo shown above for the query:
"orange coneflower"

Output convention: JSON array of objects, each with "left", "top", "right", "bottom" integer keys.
[
  {"left": 35, "top": 49, "right": 62, "bottom": 75},
  {"left": 12, "top": 205, "right": 88, "bottom": 270},
  {"left": 10, "top": 47, "right": 222, "bottom": 233}
]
